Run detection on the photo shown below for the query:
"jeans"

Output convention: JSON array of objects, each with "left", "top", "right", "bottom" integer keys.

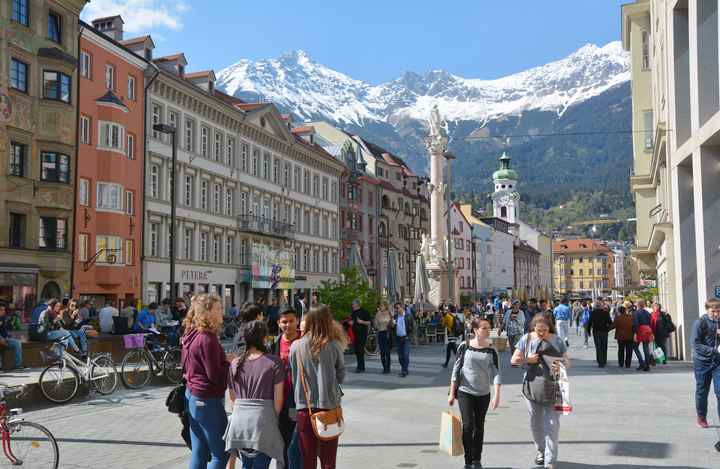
[
  {"left": 592, "top": 331, "right": 608, "bottom": 366},
  {"left": 457, "top": 391, "right": 491, "bottom": 466},
  {"left": 185, "top": 390, "right": 229, "bottom": 469},
  {"left": 397, "top": 336, "right": 410, "bottom": 374},
  {"left": 240, "top": 451, "right": 270, "bottom": 469},
  {"left": 633, "top": 341, "right": 651, "bottom": 368},
  {"left": 288, "top": 426, "right": 303, "bottom": 469},
  {"left": 378, "top": 330, "right": 391, "bottom": 372},
  {"left": 556, "top": 320, "right": 570, "bottom": 345},
  {"left": 582, "top": 325, "right": 590, "bottom": 346},
  {"left": 508, "top": 334, "right": 521, "bottom": 354},
  {"left": 47, "top": 330, "right": 79, "bottom": 353},
  {"left": 617, "top": 340, "right": 633, "bottom": 368},
  {"left": 444, "top": 341, "right": 458, "bottom": 367},
  {"left": 353, "top": 328, "right": 367, "bottom": 371},
  {"left": 297, "top": 409, "right": 338, "bottom": 469},
  {"left": 694, "top": 359, "right": 720, "bottom": 420},
  {"left": 525, "top": 399, "right": 560, "bottom": 466},
  {"left": 3, "top": 337, "right": 22, "bottom": 368},
  {"left": 279, "top": 406, "right": 300, "bottom": 469},
  {"left": 69, "top": 329, "right": 88, "bottom": 354}
]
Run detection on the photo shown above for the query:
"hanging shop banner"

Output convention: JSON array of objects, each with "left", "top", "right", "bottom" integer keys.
[{"left": 251, "top": 243, "right": 295, "bottom": 290}]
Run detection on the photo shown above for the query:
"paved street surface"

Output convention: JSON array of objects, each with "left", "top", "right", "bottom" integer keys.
[{"left": 9, "top": 331, "right": 720, "bottom": 469}]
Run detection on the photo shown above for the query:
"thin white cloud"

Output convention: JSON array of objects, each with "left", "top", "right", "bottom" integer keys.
[{"left": 81, "top": 0, "right": 190, "bottom": 33}]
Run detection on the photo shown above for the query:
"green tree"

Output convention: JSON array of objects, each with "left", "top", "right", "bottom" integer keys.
[{"left": 316, "top": 266, "right": 380, "bottom": 321}]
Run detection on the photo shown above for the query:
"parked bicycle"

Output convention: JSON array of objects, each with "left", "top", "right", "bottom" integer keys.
[
  {"left": 0, "top": 384, "right": 59, "bottom": 468},
  {"left": 38, "top": 335, "right": 118, "bottom": 404},
  {"left": 120, "top": 332, "right": 182, "bottom": 389}
]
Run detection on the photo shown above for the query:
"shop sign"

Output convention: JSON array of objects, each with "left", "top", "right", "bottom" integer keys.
[
  {"left": 181, "top": 270, "right": 212, "bottom": 282},
  {"left": 251, "top": 243, "right": 295, "bottom": 290},
  {"left": 0, "top": 272, "right": 35, "bottom": 286}
]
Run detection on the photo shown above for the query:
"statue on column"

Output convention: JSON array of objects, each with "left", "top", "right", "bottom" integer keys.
[{"left": 427, "top": 104, "right": 448, "bottom": 155}]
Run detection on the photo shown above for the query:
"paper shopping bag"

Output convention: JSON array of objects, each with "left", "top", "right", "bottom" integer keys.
[{"left": 438, "top": 410, "right": 463, "bottom": 456}]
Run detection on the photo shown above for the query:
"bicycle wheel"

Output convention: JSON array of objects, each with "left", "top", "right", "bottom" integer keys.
[
  {"left": 90, "top": 355, "right": 119, "bottom": 395},
  {"left": 120, "top": 349, "right": 152, "bottom": 389},
  {"left": 162, "top": 347, "right": 183, "bottom": 384},
  {"left": 38, "top": 363, "right": 79, "bottom": 404},
  {"left": 4, "top": 420, "right": 59, "bottom": 469},
  {"left": 365, "top": 333, "right": 379, "bottom": 356}
]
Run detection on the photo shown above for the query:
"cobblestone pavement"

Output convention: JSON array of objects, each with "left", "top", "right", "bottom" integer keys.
[{"left": 10, "top": 333, "right": 720, "bottom": 469}]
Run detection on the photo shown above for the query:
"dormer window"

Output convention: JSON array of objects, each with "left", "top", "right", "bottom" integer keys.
[
  {"left": 145, "top": 48, "right": 152, "bottom": 60},
  {"left": 178, "top": 64, "right": 185, "bottom": 76},
  {"left": 208, "top": 81, "right": 214, "bottom": 93}
]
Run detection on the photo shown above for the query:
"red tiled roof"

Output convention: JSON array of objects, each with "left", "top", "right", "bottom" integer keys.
[
  {"left": 185, "top": 70, "right": 215, "bottom": 79},
  {"left": 211, "top": 90, "right": 246, "bottom": 106},
  {"left": 381, "top": 153, "right": 401, "bottom": 167},
  {"left": 91, "top": 15, "right": 124, "bottom": 24},
  {"left": 553, "top": 238, "right": 611, "bottom": 254},
  {"left": 120, "top": 35, "right": 151, "bottom": 46},
  {"left": 155, "top": 53, "right": 186, "bottom": 62},
  {"left": 235, "top": 102, "right": 268, "bottom": 112},
  {"left": 291, "top": 126, "right": 314, "bottom": 134}
]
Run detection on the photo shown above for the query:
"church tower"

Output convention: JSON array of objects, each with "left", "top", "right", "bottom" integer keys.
[{"left": 492, "top": 152, "right": 520, "bottom": 224}]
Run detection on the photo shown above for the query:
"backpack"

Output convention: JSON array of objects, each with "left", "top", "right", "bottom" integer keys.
[
  {"left": 521, "top": 336, "right": 562, "bottom": 405},
  {"left": 452, "top": 316, "right": 465, "bottom": 337}
]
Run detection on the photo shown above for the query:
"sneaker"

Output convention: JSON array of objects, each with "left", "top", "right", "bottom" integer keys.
[
  {"left": 534, "top": 451, "right": 545, "bottom": 466},
  {"left": 473, "top": 461, "right": 483, "bottom": 469},
  {"left": 697, "top": 416, "right": 709, "bottom": 428}
]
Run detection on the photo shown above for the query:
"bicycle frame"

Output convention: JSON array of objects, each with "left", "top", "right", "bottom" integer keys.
[
  {"left": 48, "top": 342, "right": 113, "bottom": 385},
  {"left": 0, "top": 398, "right": 24, "bottom": 464}
]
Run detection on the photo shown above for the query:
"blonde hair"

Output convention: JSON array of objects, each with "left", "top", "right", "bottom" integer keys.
[
  {"left": 304, "top": 304, "right": 348, "bottom": 357},
  {"left": 182, "top": 293, "right": 223, "bottom": 335}
]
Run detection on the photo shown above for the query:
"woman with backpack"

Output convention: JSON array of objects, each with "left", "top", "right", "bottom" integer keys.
[
  {"left": 511, "top": 314, "right": 570, "bottom": 469},
  {"left": 448, "top": 317, "right": 502, "bottom": 469},
  {"left": 289, "top": 304, "right": 347, "bottom": 469},
  {"left": 651, "top": 302, "right": 675, "bottom": 364}
]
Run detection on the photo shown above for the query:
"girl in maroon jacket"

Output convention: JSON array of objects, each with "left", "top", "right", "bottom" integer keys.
[{"left": 182, "top": 293, "right": 231, "bottom": 469}]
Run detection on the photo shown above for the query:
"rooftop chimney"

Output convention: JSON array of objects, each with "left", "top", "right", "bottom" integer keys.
[{"left": 91, "top": 15, "right": 124, "bottom": 41}]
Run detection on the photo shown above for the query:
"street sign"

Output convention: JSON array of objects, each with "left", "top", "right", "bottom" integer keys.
[{"left": 715, "top": 285, "right": 720, "bottom": 299}]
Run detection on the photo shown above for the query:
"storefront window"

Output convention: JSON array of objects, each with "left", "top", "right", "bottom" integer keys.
[{"left": 0, "top": 272, "right": 36, "bottom": 319}]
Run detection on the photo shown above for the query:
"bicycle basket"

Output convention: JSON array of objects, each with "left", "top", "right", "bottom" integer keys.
[
  {"left": 40, "top": 347, "right": 61, "bottom": 364},
  {"left": 123, "top": 333, "right": 145, "bottom": 349}
]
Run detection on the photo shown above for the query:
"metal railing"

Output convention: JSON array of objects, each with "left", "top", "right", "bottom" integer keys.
[{"left": 237, "top": 214, "right": 295, "bottom": 239}]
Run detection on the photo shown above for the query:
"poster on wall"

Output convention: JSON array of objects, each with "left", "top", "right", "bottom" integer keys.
[{"left": 251, "top": 243, "right": 295, "bottom": 290}]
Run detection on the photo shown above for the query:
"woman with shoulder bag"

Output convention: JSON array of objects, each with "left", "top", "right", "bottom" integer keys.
[
  {"left": 289, "top": 304, "right": 347, "bottom": 469},
  {"left": 448, "top": 317, "right": 502, "bottom": 469},
  {"left": 511, "top": 314, "right": 570, "bottom": 469},
  {"left": 182, "top": 293, "right": 232, "bottom": 469}
]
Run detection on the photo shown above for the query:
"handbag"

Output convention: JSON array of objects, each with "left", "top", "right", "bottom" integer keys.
[
  {"left": 296, "top": 347, "right": 345, "bottom": 441},
  {"left": 166, "top": 347, "right": 186, "bottom": 415},
  {"left": 438, "top": 409, "right": 463, "bottom": 456},
  {"left": 521, "top": 337, "right": 561, "bottom": 405}
]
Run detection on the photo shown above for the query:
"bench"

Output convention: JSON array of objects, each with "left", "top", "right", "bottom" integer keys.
[{"left": 1, "top": 334, "right": 128, "bottom": 370}]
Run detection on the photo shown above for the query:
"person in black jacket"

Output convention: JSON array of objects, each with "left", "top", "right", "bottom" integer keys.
[{"left": 588, "top": 299, "right": 613, "bottom": 367}]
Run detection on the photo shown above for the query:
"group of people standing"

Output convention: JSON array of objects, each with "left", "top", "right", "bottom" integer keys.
[{"left": 181, "top": 294, "right": 345, "bottom": 469}]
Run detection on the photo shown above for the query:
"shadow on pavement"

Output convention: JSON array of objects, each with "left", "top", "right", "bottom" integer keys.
[{"left": 556, "top": 464, "right": 702, "bottom": 469}]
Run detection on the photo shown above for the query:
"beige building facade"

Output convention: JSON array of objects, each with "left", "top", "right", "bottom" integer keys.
[{"left": 1, "top": 0, "right": 87, "bottom": 312}]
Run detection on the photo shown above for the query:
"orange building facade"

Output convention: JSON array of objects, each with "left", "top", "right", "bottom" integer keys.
[{"left": 72, "top": 19, "right": 149, "bottom": 306}]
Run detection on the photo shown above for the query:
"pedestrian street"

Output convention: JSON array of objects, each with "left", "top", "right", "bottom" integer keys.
[{"left": 10, "top": 335, "right": 718, "bottom": 469}]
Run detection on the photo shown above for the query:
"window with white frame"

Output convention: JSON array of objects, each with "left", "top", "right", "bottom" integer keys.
[
  {"left": 79, "top": 178, "right": 89, "bottom": 206},
  {"left": 312, "top": 174, "right": 319, "bottom": 197},
  {"left": 263, "top": 153, "right": 270, "bottom": 180},
  {"left": 294, "top": 166, "right": 301, "bottom": 191},
  {"left": 304, "top": 211, "right": 310, "bottom": 235},
  {"left": 240, "top": 142, "right": 248, "bottom": 171},
  {"left": 184, "top": 175, "right": 193, "bottom": 206},
  {"left": 126, "top": 133, "right": 135, "bottom": 159},
  {"left": 240, "top": 192, "right": 247, "bottom": 215},
  {"left": 641, "top": 30, "right": 650, "bottom": 70},
  {"left": 262, "top": 199, "right": 270, "bottom": 219},
  {"left": 284, "top": 161, "right": 291, "bottom": 187},
  {"left": 322, "top": 177, "right": 328, "bottom": 201},
  {"left": 125, "top": 190, "right": 134, "bottom": 215},
  {"left": 330, "top": 217, "right": 337, "bottom": 239},
  {"left": 125, "top": 239, "right": 134, "bottom": 265},
  {"left": 322, "top": 215, "right": 328, "bottom": 238},
  {"left": 240, "top": 239, "right": 248, "bottom": 265},
  {"left": 200, "top": 180, "right": 208, "bottom": 210},
  {"left": 322, "top": 251, "right": 328, "bottom": 273},
  {"left": 200, "top": 232, "right": 208, "bottom": 261},
  {"left": 225, "top": 236, "right": 234, "bottom": 264},
  {"left": 80, "top": 51, "right": 91, "bottom": 78},
  {"left": 225, "top": 188, "right": 233, "bottom": 216},
  {"left": 643, "top": 110, "right": 653, "bottom": 150},
  {"left": 150, "top": 164, "right": 159, "bottom": 198},
  {"left": 80, "top": 115, "right": 91, "bottom": 144},
  {"left": 105, "top": 64, "right": 114, "bottom": 90},
  {"left": 284, "top": 202, "right": 291, "bottom": 223},
  {"left": 96, "top": 182, "right": 123, "bottom": 211},
  {"left": 98, "top": 121, "right": 125, "bottom": 152},
  {"left": 168, "top": 110, "right": 177, "bottom": 132},
  {"left": 212, "top": 234, "right": 220, "bottom": 263},
  {"left": 78, "top": 233, "right": 89, "bottom": 262},
  {"left": 303, "top": 169, "right": 310, "bottom": 194},
  {"left": 226, "top": 137, "right": 235, "bottom": 167},
  {"left": 214, "top": 184, "right": 221, "bottom": 213},
  {"left": 331, "top": 181, "right": 338, "bottom": 203},
  {"left": 331, "top": 251, "right": 337, "bottom": 273},
  {"left": 149, "top": 223, "right": 159, "bottom": 256},
  {"left": 201, "top": 126, "right": 209, "bottom": 157},
  {"left": 273, "top": 157, "right": 279, "bottom": 183},
  {"left": 96, "top": 235, "right": 123, "bottom": 264},
  {"left": 127, "top": 75, "right": 136, "bottom": 101},
  {"left": 152, "top": 103, "right": 161, "bottom": 139},
  {"left": 214, "top": 132, "right": 222, "bottom": 162},
  {"left": 183, "top": 227, "right": 193, "bottom": 260},
  {"left": 251, "top": 149, "right": 259, "bottom": 176},
  {"left": 313, "top": 213, "right": 320, "bottom": 236},
  {"left": 185, "top": 118, "right": 194, "bottom": 151}
]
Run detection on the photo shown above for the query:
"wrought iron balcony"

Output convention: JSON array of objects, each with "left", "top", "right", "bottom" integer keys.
[{"left": 237, "top": 214, "right": 295, "bottom": 239}]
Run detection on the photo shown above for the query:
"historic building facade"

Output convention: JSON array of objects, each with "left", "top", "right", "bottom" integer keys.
[
  {"left": 1, "top": 0, "right": 87, "bottom": 312},
  {"left": 450, "top": 203, "right": 473, "bottom": 301},
  {"left": 553, "top": 238, "right": 615, "bottom": 299},
  {"left": 72, "top": 17, "right": 150, "bottom": 307}
]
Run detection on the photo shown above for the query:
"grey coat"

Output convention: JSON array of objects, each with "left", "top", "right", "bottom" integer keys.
[
  {"left": 224, "top": 399, "right": 284, "bottom": 461},
  {"left": 289, "top": 337, "right": 345, "bottom": 410}
]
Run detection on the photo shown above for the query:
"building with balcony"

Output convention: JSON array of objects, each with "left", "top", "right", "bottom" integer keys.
[
  {"left": 622, "top": 0, "right": 720, "bottom": 359},
  {"left": 1, "top": 0, "right": 88, "bottom": 313},
  {"left": 71, "top": 17, "right": 151, "bottom": 308},
  {"left": 553, "top": 239, "right": 615, "bottom": 299}
]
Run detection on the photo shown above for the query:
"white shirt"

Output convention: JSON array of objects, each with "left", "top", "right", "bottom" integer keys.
[{"left": 99, "top": 306, "right": 117, "bottom": 333}]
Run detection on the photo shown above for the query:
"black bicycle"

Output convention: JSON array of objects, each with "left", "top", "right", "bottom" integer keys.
[{"left": 120, "top": 333, "right": 182, "bottom": 389}]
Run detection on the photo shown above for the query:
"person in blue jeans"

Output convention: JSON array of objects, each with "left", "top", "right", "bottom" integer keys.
[
  {"left": 0, "top": 304, "right": 23, "bottom": 369},
  {"left": 394, "top": 302, "right": 414, "bottom": 377},
  {"left": 691, "top": 298, "right": 720, "bottom": 429}
]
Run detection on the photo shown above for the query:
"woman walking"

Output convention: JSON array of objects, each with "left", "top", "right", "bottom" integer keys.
[
  {"left": 225, "top": 320, "right": 285, "bottom": 469},
  {"left": 511, "top": 314, "right": 570, "bottom": 469},
  {"left": 448, "top": 317, "right": 502, "bottom": 469},
  {"left": 651, "top": 302, "right": 674, "bottom": 364},
  {"left": 613, "top": 306, "right": 634, "bottom": 368},
  {"left": 374, "top": 301, "right": 393, "bottom": 374},
  {"left": 290, "top": 305, "right": 346, "bottom": 469},
  {"left": 182, "top": 293, "right": 231, "bottom": 469}
]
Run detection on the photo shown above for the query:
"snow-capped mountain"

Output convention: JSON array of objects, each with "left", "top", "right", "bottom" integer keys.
[{"left": 216, "top": 42, "right": 629, "bottom": 126}]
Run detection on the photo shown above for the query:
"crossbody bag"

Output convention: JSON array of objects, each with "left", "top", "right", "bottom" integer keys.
[{"left": 296, "top": 347, "right": 345, "bottom": 441}]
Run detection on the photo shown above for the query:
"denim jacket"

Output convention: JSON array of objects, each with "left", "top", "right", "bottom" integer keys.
[{"left": 691, "top": 314, "right": 719, "bottom": 362}]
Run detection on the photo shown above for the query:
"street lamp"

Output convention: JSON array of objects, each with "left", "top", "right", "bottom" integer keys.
[
  {"left": 153, "top": 123, "right": 178, "bottom": 306},
  {"left": 443, "top": 151, "right": 456, "bottom": 304}
]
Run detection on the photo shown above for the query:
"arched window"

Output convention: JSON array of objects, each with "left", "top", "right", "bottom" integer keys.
[
  {"left": 381, "top": 195, "right": 390, "bottom": 209},
  {"left": 501, "top": 206, "right": 507, "bottom": 218},
  {"left": 379, "top": 221, "right": 387, "bottom": 237},
  {"left": 40, "top": 281, "right": 61, "bottom": 301}
]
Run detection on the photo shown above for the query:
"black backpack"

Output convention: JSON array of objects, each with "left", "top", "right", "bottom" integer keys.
[{"left": 452, "top": 316, "right": 465, "bottom": 337}]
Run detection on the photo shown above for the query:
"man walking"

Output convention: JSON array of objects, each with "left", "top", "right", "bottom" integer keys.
[
  {"left": 501, "top": 300, "right": 525, "bottom": 354},
  {"left": 351, "top": 299, "right": 371, "bottom": 373},
  {"left": 554, "top": 298, "right": 572, "bottom": 347},
  {"left": 394, "top": 302, "right": 414, "bottom": 377},
  {"left": 691, "top": 298, "right": 720, "bottom": 428},
  {"left": 588, "top": 299, "right": 612, "bottom": 367}
]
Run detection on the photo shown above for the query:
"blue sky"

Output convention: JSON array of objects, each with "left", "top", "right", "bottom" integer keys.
[{"left": 82, "top": 0, "right": 628, "bottom": 84}]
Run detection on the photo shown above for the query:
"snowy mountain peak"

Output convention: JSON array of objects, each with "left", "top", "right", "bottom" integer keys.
[{"left": 216, "top": 42, "right": 629, "bottom": 125}]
